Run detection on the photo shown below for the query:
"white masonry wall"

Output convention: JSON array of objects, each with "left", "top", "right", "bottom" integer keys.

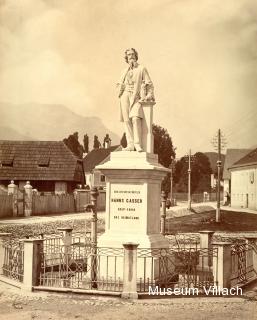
[{"left": 231, "top": 166, "right": 257, "bottom": 210}]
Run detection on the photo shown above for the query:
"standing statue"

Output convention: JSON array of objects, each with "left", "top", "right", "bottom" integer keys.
[{"left": 117, "top": 48, "right": 155, "bottom": 152}]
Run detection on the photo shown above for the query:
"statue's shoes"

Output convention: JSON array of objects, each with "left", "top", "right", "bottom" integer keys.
[
  {"left": 134, "top": 144, "right": 143, "bottom": 152},
  {"left": 122, "top": 145, "right": 134, "bottom": 151}
]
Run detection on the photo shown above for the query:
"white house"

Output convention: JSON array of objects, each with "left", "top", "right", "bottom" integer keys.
[
  {"left": 222, "top": 149, "right": 252, "bottom": 203},
  {"left": 83, "top": 145, "right": 121, "bottom": 189},
  {"left": 230, "top": 148, "right": 257, "bottom": 210}
]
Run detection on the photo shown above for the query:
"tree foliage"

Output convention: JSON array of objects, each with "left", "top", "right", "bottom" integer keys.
[
  {"left": 103, "top": 134, "right": 111, "bottom": 148},
  {"left": 83, "top": 134, "right": 89, "bottom": 153},
  {"left": 93, "top": 135, "right": 101, "bottom": 149},
  {"left": 63, "top": 132, "right": 84, "bottom": 158},
  {"left": 153, "top": 124, "right": 176, "bottom": 167},
  {"left": 120, "top": 132, "right": 127, "bottom": 148},
  {"left": 174, "top": 152, "right": 213, "bottom": 193},
  {"left": 153, "top": 124, "right": 176, "bottom": 193}
]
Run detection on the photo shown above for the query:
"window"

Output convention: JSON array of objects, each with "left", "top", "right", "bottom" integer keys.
[
  {"left": 1, "top": 157, "right": 14, "bottom": 167},
  {"left": 100, "top": 174, "right": 105, "bottom": 182},
  {"left": 38, "top": 156, "right": 50, "bottom": 167}
]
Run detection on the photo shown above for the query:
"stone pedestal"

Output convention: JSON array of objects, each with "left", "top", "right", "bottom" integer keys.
[
  {"left": 96, "top": 151, "right": 170, "bottom": 284},
  {"left": 97, "top": 151, "right": 170, "bottom": 249}
]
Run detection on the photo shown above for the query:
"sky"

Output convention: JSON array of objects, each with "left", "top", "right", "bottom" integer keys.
[{"left": 0, "top": 0, "right": 256, "bottom": 157}]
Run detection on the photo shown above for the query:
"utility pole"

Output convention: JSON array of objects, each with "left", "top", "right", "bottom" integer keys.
[
  {"left": 216, "top": 130, "right": 221, "bottom": 222},
  {"left": 212, "top": 129, "right": 226, "bottom": 222},
  {"left": 170, "top": 156, "right": 174, "bottom": 205},
  {"left": 188, "top": 149, "right": 192, "bottom": 211}
]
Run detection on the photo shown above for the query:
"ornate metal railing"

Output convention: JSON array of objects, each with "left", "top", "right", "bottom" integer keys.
[
  {"left": 2, "top": 239, "right": 24, "bottom": 282},
  {"left": 165, "top": 233, "right": 200, "bottom": 250},
  {"left": 43, "top": 234, "right": 62, "bottom": 254},
  {"left": 39, "top": 246, "right": 124, "bottom": 292},
  {"left": 137, "top": 247, "right": 218, "bottom": 293},
  {"left": 231, "top": 242, "right": 256, "bottom": 287},
  {"left": 42, "top": 232, "right": 95, "bottom": 255}
]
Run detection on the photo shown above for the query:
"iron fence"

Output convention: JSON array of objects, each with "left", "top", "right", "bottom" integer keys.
[
  {"left": 231, "top": 242, "right": 256, "bottom": 287},
  {"left": 137, "top": 247, "right": 218, "bottom": 293},
  {"left": 165, "top": 233, "right": 200, "bottom": 250},
  {"left": 2, "top": 239, "right": 24, "bottom": 282},
  {"left": 39, "top": 245, "right": 124, "bottom": 292}
]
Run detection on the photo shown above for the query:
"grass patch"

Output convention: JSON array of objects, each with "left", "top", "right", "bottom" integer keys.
[
  {"left": 166, "top": 210, "right": 257, "bottom": 233},
  {"left": 0, "top": 218, "right": 105, "bottom": 239},
  {"left": 0, "top": 209, "right": 256, "bottom": 239}
]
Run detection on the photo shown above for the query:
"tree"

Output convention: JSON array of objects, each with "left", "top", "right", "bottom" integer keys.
[
  {"left": 152, "top": 124, "right": 176, "bottom": 193},
  {"left": 120, "top": 133, "right": 127, "bottom": 148},
  {"left": 63, "top": 132, "right": 84, "bottom": 158},
  {"left": 191, "top": 152, "right": 212, "bottom": 193},
  {"left": 153, "top": 124, "right": 176, "bottom": 168},
  {"left": 83, "top": 134, "right": 89, "bottom": 153},
  {"left": 174, "top": 152, "right": 213, "bottom": 193},
  {"left": 103, "top": 134, "right": 111, "bottom": 148},
  {"left": 93, "top": 135, "right": 101, "bottom": 149}
]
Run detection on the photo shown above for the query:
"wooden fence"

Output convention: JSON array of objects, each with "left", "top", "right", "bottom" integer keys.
[
  {"left": 173, "top": 192, "right": 223, "bottom": 203},
  {"left": 32, "top": 194, "right": 76, "bottom": 215},
  {"left": 32, "top": 191, "right": 106, "bottom": 215},
  {"left": 75, "top": 190, "right": 106, "bottom": 212},
  {"left": 0, "top": 194, "right": 13, "bottom": 218}
]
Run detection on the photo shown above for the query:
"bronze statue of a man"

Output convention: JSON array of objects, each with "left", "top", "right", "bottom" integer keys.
[{"left": 117, "top": 48, "right": 155, "bottom": 152}]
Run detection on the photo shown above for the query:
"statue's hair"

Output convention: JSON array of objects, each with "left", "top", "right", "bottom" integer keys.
[{"left": 124, "top": 48, "right": 138, "bottom": 63}]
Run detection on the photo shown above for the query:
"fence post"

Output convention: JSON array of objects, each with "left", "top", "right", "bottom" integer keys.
[
  {"left": 122, "top": 243, "right": 139, "bottom": 299},
  {"left": 24, "top": 181, "right": 33, "bottom": 217},
  {"left": 212, "top": 242, "right": 232, "bottom": 289},
  {"left": 22, "top": 239, "right": 43, "bottom": 291},
  {"left": 0, "top": 233, "right": 12, "bottom": 275},
  {"left": 199, "top": 231, "right": 214, "bottom": 269},
  {"left": 199, "top": 230, "right": 214, "bottom": 249},
  {"left": 8, "top": 180, "right": 18, "bottom": 217},
  {"left": 90, "top": 187, "right": 99, "bottom": 288},
  {"left": 160, "top": 191, "right": 167, "bottom": 235}
]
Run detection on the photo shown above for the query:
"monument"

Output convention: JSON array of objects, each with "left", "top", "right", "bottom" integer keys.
[{"left": 97, "top": 48, "right": 170, "bottom": 249}]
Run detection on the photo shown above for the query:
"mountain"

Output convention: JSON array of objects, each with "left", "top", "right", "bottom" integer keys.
[
  {"left": 204, "top": 152, "right": 225, "bottom": 173},
  {"left": 0, "top": 126, "right": 34, "bottom": 140},
  {"left": 0, "top": 102, "right": 120, "bottom": 148}
]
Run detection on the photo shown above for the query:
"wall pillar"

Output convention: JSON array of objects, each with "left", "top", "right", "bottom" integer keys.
[
  {"left": 8, "top": 180, "right": 18, "bottom": 217},
  {"left": 212, "top": 242, "right": 232, "bottom": 289},
  {"left": 0, "top": 233, "right": 12, "bottom": 275},
  {"left": 23, "top": 239, "right": 43, "bottom": 291},
  {"left": 24, "top": 181, "right": 33, "bottom": 217},
  {"left": 121, "top": 243, "right": 139, "bottom": 299},
  {"left": 199, "top": 231, "right": 215, "bottom": 269}
]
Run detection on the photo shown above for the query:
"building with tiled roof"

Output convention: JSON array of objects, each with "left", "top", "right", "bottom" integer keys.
[
  {"left": 0, "top": 140, "right": 85, "bottom": 193},
  {"left": 229, "top": 148, "right": 257, "bottom": 210},
  {"left": 223, "top": 149, "right": 252, "bottom": 180},
  {"left": 83, "top": 145, "right": 121, "bottom": 188}
]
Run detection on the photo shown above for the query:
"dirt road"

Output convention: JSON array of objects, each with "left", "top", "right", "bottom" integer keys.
[{"left": 0, "top": 283, "right": 256, "bottom": 320}]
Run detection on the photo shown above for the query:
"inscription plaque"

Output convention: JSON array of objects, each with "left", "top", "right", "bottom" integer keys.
[{"left": 109, "top": 183, "right": 144, "bottom": 232}]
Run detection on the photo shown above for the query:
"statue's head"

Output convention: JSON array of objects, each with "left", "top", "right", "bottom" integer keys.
[{"left": 124, "top": 48, "right": 138, "bottom": 64}]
